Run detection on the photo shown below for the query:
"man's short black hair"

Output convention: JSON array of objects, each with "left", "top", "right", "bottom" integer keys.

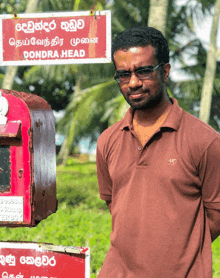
[{"left": 112, "top": 26, "right": 169, "bottom": 65}]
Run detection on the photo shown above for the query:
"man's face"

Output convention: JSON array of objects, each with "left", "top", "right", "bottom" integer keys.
[{"left": 113, "top": 45, "right": 170, "bottom": 110}]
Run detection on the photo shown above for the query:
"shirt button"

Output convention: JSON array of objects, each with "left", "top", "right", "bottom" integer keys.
[{"left": 138, "top": 146, "right": 142, "bottom": 151}]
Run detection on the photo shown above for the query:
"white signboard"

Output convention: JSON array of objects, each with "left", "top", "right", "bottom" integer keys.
[{"left": 0, "top": 197, "right": 23, "bottom": 222}]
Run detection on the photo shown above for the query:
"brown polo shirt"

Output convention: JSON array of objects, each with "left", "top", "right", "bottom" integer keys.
[{"left": 96, "top": 98, "right": 220, "bottom": 278}]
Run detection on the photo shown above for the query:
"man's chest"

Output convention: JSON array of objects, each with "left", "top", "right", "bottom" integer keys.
[
  {"left": 106, "top": 130, "right": 201, "bottom": 200},
  {"left": 132, "top": 108, "right": 171, "bottom": 146}
]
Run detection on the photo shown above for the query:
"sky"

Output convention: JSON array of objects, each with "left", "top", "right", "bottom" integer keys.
[{"left": 55, "top": 0, "right": 220, "bottom": 153}]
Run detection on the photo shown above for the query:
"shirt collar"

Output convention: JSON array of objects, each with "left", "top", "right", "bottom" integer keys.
[{"left": 120, "top": 98, "right": 183, "bottom": 131}]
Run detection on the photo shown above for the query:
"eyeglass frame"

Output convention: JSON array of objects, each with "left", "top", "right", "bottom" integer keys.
[{"left": 114, "top": 62, "right": 164, "bottom": 84}]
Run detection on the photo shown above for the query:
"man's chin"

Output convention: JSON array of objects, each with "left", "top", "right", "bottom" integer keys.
[
  {"left": 128, "top": 99, "right": 156, "bottom": 111},
  {"left": 127, "top": 94, "right": 164, "bottom": 111}
]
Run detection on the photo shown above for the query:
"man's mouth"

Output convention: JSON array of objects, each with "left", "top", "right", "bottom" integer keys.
[{"left": 129, "top": 93, "right": 143, "bottom": 99}]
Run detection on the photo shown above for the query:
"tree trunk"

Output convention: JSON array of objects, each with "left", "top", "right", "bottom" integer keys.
[
  {"left": 148, "top": 0, "right": 169, "bottom": 35},
  {"left": 2, "top": 67, "right": 18, "bottom": 90},
  {"left": 56, "top": 137, "right": 68, "bottom": 165},
  {"left": 57, "top": 1, "right": 84, "bottom": 166},
  {"left": 59, "top": 74, "right": 82, "bottom": 166},
  {"left": 2, "top": 0, "right": 39, "bottom": 90},
  {"left": 73, "top": 0, "right": 81, "bottom": 11},
  {"left": 62, "top": 118, "right": 78, "bottom": 166},
  {"left": 199, "top": 0, "right": 220, "bottom": 124}
]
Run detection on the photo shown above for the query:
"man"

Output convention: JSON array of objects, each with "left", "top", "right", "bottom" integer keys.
[{"left": 96, "top": 26, "right": 220, "bottom": 278}]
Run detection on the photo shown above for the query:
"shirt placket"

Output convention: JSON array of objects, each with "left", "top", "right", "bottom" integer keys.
[
  {"left": 129, "top": 129, "right": 145, "bottom": 162},
  {"left": 130, "top": 127, "right": 163, "bottom": 164}
]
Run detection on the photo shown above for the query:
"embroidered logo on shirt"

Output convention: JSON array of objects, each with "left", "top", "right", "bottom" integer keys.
[{"left": 168, "top": 159, "right": 177, "bottom": 165}]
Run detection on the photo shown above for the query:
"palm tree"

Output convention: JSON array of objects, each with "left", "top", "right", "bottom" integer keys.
[
  {"left": 168, "top": 0, "right": 220, "bottom": 130},
  {"left": 148, "top": 0, "right": 169, "bottom": 35},
  {"left": 199, "top": 0, "right": 220, "bottom": 124}
]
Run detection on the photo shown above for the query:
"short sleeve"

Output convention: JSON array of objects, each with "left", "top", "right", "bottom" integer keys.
[
  {"left": 199, "top": 136, "right": 220, "bottom": 240},
  {"left": 96, "top": 137, "right": 112, "bottom": 202}
]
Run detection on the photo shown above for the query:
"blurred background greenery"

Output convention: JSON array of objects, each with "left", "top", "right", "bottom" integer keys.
[
  {"left": 0, "top": 0, "right": 220, "bottom": 165},
  {"left": 0, "top": 1, "right": 220, "bottom": 277}
]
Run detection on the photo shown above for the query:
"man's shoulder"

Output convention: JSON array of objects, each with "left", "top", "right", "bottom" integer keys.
[
  {"left": 181, "top": 110, "right": 220, "bottom": 163},
  {"left": 182, "top": 110, "right": 219, "bottom": 140}
]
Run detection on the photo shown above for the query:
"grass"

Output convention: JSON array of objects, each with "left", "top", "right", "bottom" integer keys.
[
  {"left": 212, "top": 237, "right": 220, "bottom": 278},
  {"left": 0, "top": 156, "right": 219, "bottom": 277}
]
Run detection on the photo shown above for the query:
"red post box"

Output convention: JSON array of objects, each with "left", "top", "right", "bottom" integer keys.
[{"left": 0, "top": 89, "right": 57, "bottom": 227}]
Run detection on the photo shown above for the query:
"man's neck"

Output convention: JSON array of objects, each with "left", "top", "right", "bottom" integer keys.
[{"left": 133, "top": 97, "right": 172, "bottom": 127}]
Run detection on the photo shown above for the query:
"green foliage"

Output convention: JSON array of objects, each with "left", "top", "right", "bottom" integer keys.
[
  {"left": 78, "top": 63, "right": 116, "bottom": 90},
  {"left": 56, "top": 80, "right": 120, "bottom": 141},
  {"left": 0, "top": 74, "right": 4, "bottom": 87},
  {"left": 38, "top": 0, "right": 75, "bottom": 12},
  {"left": 212, "top": 236, "right": 220, "bottom": 278},
  {"left": 0, "top": 0, "right": 28, "bottom": 14},
  {"left": 57, "top": 80, "right": 121, "bottom": 165},
  {"left": 111, "top": 0, "right": 149, "bottom": 35},
  {"left": 23, "top": 65, "right": 77, "bottom": 111},
  {"left": 38, "top": 0, "right": 105, "bottom": 13},
  {"left": 56, "top": 160, "right": 107, "bottom": 210},
  {"left": 101, "top": 94, "right": 130, "bottom": 126}
]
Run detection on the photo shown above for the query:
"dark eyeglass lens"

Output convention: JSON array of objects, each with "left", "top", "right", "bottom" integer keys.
[
  {"left": 115, "top": 66, "right": 157, "bottom": 83},
  {"left": 136, "top": 68, "right": 153, "bottom": 77},
  {"left": 117, "top": 72, "right": 131, "bottom": 82}
]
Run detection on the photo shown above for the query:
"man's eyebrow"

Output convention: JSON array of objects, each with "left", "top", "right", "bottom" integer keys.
[
  {"left": 135, "top": 65, "right": 154, "bottom": 70},
  {"left": 116, "top": 69, "right": 130, "bottom": 74},
  {"left": 116, "top": 65, "right": 154, "bottom": 73}
]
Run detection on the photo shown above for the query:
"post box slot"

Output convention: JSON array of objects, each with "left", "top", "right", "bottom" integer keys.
[
  {"left": 0, "top": 121, "right": 21, "bottom": 139},
  {"left": 0, "top": 146, "right": 11, "bottom": 192}
]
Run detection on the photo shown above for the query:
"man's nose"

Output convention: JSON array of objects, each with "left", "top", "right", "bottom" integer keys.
[{"left": 128, "top": 72, "right": 142, "bottom": 89}]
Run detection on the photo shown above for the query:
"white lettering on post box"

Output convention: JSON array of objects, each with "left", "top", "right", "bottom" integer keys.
[{"left": 0, "top": 197, "right": 23, "bottom": 222}]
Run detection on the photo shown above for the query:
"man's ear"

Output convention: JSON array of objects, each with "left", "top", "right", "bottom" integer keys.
[{"left": 163, "top": 63, "right": 171, "bottom": 83}]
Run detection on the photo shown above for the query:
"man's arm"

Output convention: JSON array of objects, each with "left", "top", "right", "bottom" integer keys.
[
  {"left": 206, "top": 208, "right": 220, "bottom": 242},
  {"left": 200, "top": 137, "right": 220, "bottom": 242},
  {"left": 96, "top": 137, "right": 112, "bottom": 211}
]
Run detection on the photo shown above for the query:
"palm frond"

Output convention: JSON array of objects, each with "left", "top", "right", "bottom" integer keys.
[
  {"left": 24, "top": 64, "right": 78, "bottom": 84},
  {"left": 57, "top": 79, "right": 119, "bottom": 135},
  {"left": 101, "top": 94, "right": 129, "bottom": 126}
]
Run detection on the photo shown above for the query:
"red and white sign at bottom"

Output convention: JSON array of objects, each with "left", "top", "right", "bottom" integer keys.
[{"left": 0, "top": 242, "right": 90, "bottom": 278}]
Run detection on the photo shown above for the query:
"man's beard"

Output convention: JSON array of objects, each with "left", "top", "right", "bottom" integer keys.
[{"left": 123, "top": 87, "right": 164, "bottom": 111}]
